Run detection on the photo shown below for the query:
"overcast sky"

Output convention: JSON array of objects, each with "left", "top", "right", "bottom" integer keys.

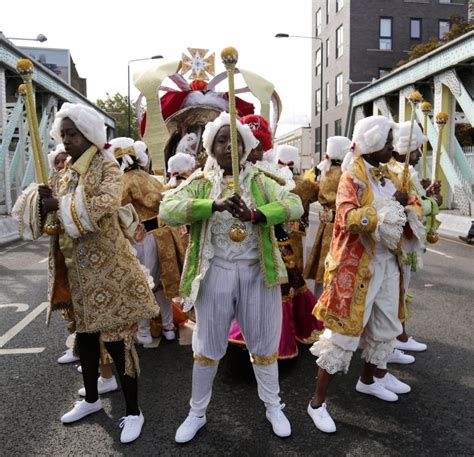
[{"left": 4, "top": 0, "right": 312, "bottom": 135}]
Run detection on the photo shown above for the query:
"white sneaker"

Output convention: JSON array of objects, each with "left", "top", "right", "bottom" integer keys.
[
  {"left": 387, "top": 349, "right": 415, "bottom": 365},
  {"left": 175, "top": 415, "right": 207, "bottom": 443},
  {"left": 266, "top": 404, "right": 291, "bottom": 438},
  {"left": 57, "top": 349, "right": 80, "bottom": 364},
  {"left": 356, "top": 379, "right": 398, "bottom": 402},
  {"left": 60, "top": 399, "right": 102, "bottom": 423},
  {"left": 375, "top": 372, "right": 411, "bottom": 394},
  {"left": 163, "top": 329, "right": 176, "bottom": 341},
  {"left": 395, "top": 337, "right": 427, "bottom": 352},
  {"left": 120, "top": 411, "right": 144, "bottom": 444},
  {"left": 78, "top": 375, "right": 119, "bottom": 397},
  {"left": 77, "top": 365, "right": 82, "bottom": 374},
  {"left": 137, "top": 332, "right": 153, "bottom": 346},
  {"left": 307, "top": 402, "right": 336, "bottom": 433}
]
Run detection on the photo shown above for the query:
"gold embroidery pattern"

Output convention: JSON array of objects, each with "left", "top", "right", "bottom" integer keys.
[{"left": 70, "top": 191, "right": 86, "bottom": 236}]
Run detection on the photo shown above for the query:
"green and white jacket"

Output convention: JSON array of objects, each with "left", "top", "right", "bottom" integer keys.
[{"left": 159, "top": 163, "right": 304, "bottom": 310}]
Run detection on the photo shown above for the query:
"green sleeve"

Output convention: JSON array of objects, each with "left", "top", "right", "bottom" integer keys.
[{"left": 256, "top": 175, "right": 304, "bottom": 227}]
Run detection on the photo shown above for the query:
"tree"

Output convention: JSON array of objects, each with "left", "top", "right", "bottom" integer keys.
[
  {"left": 96, "top": 92, "right": 139, "bottom": 139},
  {"left": 396, "top": 15, "right": 473, "bottom": 67}
]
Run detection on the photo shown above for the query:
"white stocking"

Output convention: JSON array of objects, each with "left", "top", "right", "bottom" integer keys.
[{"left": 189, "top": 361, "right": 219, "bottom": 417}]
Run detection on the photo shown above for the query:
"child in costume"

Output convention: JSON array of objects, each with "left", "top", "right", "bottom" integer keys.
[
  {"left": 13, "top": 103, "right": 158, "bottom": 444},
  {"left": 167, "top": 152, "right": 196, "bottom": 189},
  {"left": 159, "top": 112, "right": 303, "bottom": 443},
  {"left": 307, "top": 115, "right": 409, "bottom": 434},
  {"left": 304, "top": 136, "right": 352, "bottom": 297},
  {"left": 387, "top": 121, "right": 443, "bottom": 353}
]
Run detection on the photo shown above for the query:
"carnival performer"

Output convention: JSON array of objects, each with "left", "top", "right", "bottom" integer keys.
[
  {"left": 304, "top": 136, "right": 352, "bottom": 297},
  {"left": 387, "top": 121, "right": 443, "bottom": 354},
  {"left": 159, "top": 111, "right": 303, "bottom": 442},
  {"left": 13, "top": 103, "right": 159, "bottom": 444},
  {"left": 307, "top": 115, "right": 409, "bottom": 434},
  {"left": 167, "top": 152, "right": 197, "bottom": 189}
]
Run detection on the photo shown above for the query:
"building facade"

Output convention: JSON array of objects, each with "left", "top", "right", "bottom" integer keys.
[{"left": 311, "top": 0, "right": 468, "bottom": 158}]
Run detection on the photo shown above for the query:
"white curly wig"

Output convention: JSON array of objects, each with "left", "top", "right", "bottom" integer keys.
[
  {"left": 47, "top": 143, "right": 67, "bottom": 170},
  {"left": 108, "top": 137, "right": 149, "bottom": 171},
  {"left": 352, "top": 115, "right": 394, "bottom": 156},
  {"left": 393, "top": 121, "right": 427, "bottom": 155},
  {"left": 202, "top": 111, "right": 259, "bottom": 162},
  {"left": 50, "top": 102, "right": 107, "bottom": 149}
]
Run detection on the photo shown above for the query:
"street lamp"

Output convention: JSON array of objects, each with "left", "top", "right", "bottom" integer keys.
[
  {"left": 275, "top": 33, "right": 324, "bottom": 161},
  {"left": 127, "top": 55, "right": 163, "bottom": 137},
  {"left": 7, "top": 33, "right": 47, "bottom": 43}
]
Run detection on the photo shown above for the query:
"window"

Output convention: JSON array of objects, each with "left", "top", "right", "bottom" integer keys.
[
  {"left": 326, "top": 38, "right": 330, "bottom": 66},
  {"left": 325, "top": 124, "right": 329, "bottom": 146},
  {"left": 335, "top": 119, "right": 342, "bottom": 136},
  {"left": 315, "top": 127, "right": 321, "bottom": 154},
  {"left": 325, "top": 82, "right": 330, "bottom": 110},
  {"left": 335, "top": 73, "right": 343, "bottom": 106},
  {"left": 439, "top": 20, "right": 450, "bottom": 38},
  {"left": 336, "top": 25, "right": 343, "bottom": 58},
  {"left": 315, "top": 49, "right": 321, "bottom": 76},
  {"left": 379, "top": 68, "right": 391, "bottom": 78},
  {"left": 379, "top": 17, "right": 393, "bottom": 50},
  {"left": 316, "top": 9, "right": 322, "bottom": 37},
  {"left": 315, "top": 89, "right": 321, "bottom": 115},
  {"left": 336, "top": 0, "right": 343, "bottom": 12},
  {"left": 439, "top": 0, "right": 452, "bottom": 3},
  {"left": 326, "top": 0, "right": 329, "bottom": 24},
  {"left": 410, "top": 18, "right": 422, "bottom": 39}
]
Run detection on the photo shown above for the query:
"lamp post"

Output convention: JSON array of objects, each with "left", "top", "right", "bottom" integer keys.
[
  {"left": 6, "top": 33, "right": 47, "bottom": 43},
  {"left": 127, "top": 55, "right": 163, "bottom": 137},
  {"left": 275, "top": 33, "right": 324, "bottom": 161}
]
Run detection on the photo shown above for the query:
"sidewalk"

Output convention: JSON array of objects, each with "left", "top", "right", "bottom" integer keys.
[{"left": 0, "top": 216, "right": 19, "bottom": 245}]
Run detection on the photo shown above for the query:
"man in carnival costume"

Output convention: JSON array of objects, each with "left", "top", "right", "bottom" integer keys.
[
  {"left": 387, "top": 121, "right": 442, "bottom": 354},
  {"left": 307, "top": 115, "right": 409, "bottom": 433},
  {"left": 13, "top": 103, "right": 158, "bottom": 444},
  {"left": 159, "top": 111, "right": 303, "bottom": 443}
]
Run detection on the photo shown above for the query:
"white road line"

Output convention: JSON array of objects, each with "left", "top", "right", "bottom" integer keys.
[
  {"left": 0, "top": 302, "right": 48, "bottom": 348},
  {"left": 0, "top": 347, "right": 45, "bottom": 355},
  {"left": 0, "top": 241, "right": 28, "bottom": 254},
  {"left": 0, "top": 303, "right": 29, "bottom": 312},
  {"left": 38, "top": 257, "right": 49, "bottom": 263},
  {"left": 426, "top": 248, "right": 453, "bottom": 259}
]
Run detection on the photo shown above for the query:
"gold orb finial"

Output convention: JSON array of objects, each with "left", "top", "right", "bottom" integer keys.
[
  {"left": 408, "top": 91, "right": 423, "bottom": 104},
  {"left": 221, "top": 47, "right": 239, "bottom": 65},
  {"left": 421, "top": 101, "right": 432, "bottom": 113},
  {"left": 16, "top": 59, "right": 34, "bottom": 75},
  {"left": 18, "top": 84, "right": 27, "bottom": 96},
  {"left": 435, "top": 112, "right": 449, "bottom": 125}
]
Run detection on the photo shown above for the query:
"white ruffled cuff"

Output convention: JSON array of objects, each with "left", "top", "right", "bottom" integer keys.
[
  {"left": 373, "top": 197, "right": 406, "bottom": 250},
  {"left": 310, "top": 337, "right": 353, "bottom": 374},
  {"left": 12, "top": 183, "right": 43, "bottom": 241},
  {"left": 58, "top": 185, "right": 95, "bottom": 238},
  {"left": 360, "top": 335, "right": 397, "bottom": 366},
  {"left": 405, "top": 206, "right": 426, "bottom": 242}
]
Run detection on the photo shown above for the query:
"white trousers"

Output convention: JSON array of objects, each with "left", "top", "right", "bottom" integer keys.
[
  {"left": 189, "top": 258, "right": 282, "bottom": 416},
  {"left": 311, "top": 255, "right": 402, "bottom": 374},
  {"left": 135, "top": 233, "right": 173, "bottom": 329}
]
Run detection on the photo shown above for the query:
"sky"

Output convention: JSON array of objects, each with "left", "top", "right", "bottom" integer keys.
[{"left": 3, "top": 0, "right": 313, "bottom": 135}]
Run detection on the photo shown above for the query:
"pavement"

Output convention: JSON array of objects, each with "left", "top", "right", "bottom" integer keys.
[{"left": 1, "top": 216, "right": 473, "bottom": 456}]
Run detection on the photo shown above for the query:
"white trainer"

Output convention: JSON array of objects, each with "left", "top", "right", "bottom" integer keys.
[
  {"left": 395, "top": 337, "right": 427, "bottom": 352},
  {"left": 375, "top": 372, "right": 411, "bottom": 394},
  {"left": 78, "top": 375, "right": 119, "bottom": 397},
  {"left": 163, "top": 329, "right": 176, "bottom": 341},
  {"left": 356, "top": 379, "right": 398, "bottom": 402},
  {"left": 60, "top": 399, "right": 102, "bottom": 423},
  {"left": 57, "top": 349, "right": 80, "bottom": 364},
  {"left": 120, "top": 411, "right": 145, "bottom": 444},
  {"left": 175, "top": 415, "right": 207, "bottom": 443},
  {"left": 77, "top": 365, "right": 82, "bottom": 373},
  {"left": 266, "top": 404, "right": 291, "bottom": 438},
  {"left": 387, "top": 349, "right": 415, "bottom": 365},
  {"left": 307, "top": 402, "right": 336, "bottom": 433}
]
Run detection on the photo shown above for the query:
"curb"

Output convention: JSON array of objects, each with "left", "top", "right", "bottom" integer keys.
[{"left": 437, "top": 212, "right": 472, "bottom": 241}]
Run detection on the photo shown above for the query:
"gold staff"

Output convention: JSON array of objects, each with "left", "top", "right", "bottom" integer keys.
[
  {"left": 401, "top": 91, "right": 423, "bottom": 192},
  {"left": 221, "top": 46, "right": 247, "bottom": 242},
  {"left": 16, "top": 59, "right": 61, "bottom": 235},
  {"left": 421, "top": 101, "right": 432, "bottom": 179}
]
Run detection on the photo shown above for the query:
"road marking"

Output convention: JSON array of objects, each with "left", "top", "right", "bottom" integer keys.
[
  {"left": 0, "top": 302, "right": 48, "bottom": 348},
  {"left": 38, "top": 257, "right": 49, "bottom": 263},
  {"left": 426, "top": 248, "right": 453, "bottom": 259},
  {"left": 0, "top": 241, "right": 28, "bottom": 254},
  {"left": 0, "top": 347, "right": 45, "bottom": 355},
  {"left": 0, "top": 303, "right": 29, "bottom": 312}
]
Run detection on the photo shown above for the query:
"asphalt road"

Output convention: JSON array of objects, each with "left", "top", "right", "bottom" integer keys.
[{"left": 1, "top": 218, "right": 473, "bottom": 456}]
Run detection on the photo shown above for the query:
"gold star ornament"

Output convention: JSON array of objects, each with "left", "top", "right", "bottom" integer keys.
[{"left": 180, "top": 48, "right": 215, "bottom": 81}]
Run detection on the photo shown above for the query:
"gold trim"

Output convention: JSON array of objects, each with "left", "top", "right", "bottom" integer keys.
[
  {"left": 249, "top": 351, "right": 279, "bottom": 365},
  {"left": 70, "top": 192, "right": 86, "bottom": 236},
  {"left": 193, "top": 353, "right": 219, "bottom": 366}
]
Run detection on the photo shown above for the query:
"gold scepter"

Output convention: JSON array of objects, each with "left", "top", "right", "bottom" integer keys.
[
  {"left": 221, "top": 46, "right": 247, "bottom": 242},
  {"left": 420, "top": 101, "right": 431, "bottom": 179},
  {"left": 426, "top": 111, "right": 448, "bottom": 244},
  {"left": 16, "top": 59, "right": 61, "bottom": 235},
  {"left": 401, "top": 91, "right": 423, "bottom": 192}
]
